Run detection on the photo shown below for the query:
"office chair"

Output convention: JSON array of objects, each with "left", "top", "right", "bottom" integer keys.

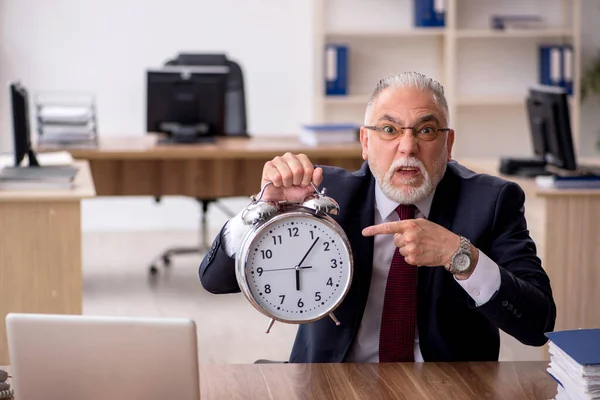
[{"left": 149, "top": 53, "right": 248, "bottom": 275}]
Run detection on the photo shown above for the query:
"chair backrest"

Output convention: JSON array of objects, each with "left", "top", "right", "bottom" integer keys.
[{"left": 165, "top": 53, "right": 247, "bottom": 136}]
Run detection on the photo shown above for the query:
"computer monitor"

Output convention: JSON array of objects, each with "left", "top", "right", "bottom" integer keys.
[
  {"left": 9, "top": 82, "right": 39, "bottom": 167},
  {"left": 527, "top": 85, "right": 577, "bottom": 171},
  {"left": 146, "top": 66, "right": 228, "bottom": 144}
]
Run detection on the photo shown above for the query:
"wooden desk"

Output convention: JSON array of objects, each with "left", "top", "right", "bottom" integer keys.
[
  {"left": 0, "top": 161, "right": 96, "bottom": 365},
  {"left": 41, "top": 134, "right": 364, "bottom": 197},
  {"left": 462, "top": 159, "right": 600, "bottom": 333},
  {"left": 0, "top": 361, "right": 557, "bottom": 399}
]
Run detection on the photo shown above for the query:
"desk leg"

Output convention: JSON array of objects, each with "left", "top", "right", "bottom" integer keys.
[
  {"left": 543, "top": 195, "right": 600, "bottom": 331},
  {"left": 0, "top": 201, "right": 82, "bottom": 365}
]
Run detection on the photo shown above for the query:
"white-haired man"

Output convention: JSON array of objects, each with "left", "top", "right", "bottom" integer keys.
[{"left": 199, "top": 71, "right": 556, "bottom": 363}]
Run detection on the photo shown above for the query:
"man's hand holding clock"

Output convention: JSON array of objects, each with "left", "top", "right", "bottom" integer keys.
[
  {"left": 362, "top": 219, "right": 479, "bottom": 279},
  {"left": 260, "top": 152, "right": 323, "bottom": 202}
]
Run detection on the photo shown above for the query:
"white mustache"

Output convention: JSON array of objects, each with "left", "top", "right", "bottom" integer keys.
[{"left": 388, "top": 157, "right": 425, "bottom": 173}]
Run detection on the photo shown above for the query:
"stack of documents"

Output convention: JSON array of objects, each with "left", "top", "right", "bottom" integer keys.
[
  {"left": 536, "top": 175, "right": 600, "bottom": 189},
  {"left": 546, "top": 329, "right": 600, "bottom": 400},
  {"left": 0, "top": 151, "right": 78, "bottom": 190},
  {"left": 299, "top": 124, "right": 359, "bottom": 146},
  {"left": 35, "top": 92, "right": 98, "bottom": 147},
  {"left": 490, "top": 15, "right": 545, "bottom": 30}
]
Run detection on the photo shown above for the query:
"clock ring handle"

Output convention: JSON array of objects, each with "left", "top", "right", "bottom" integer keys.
[
  {"left": 251, "top": 181, "right": 322, "bottom": 204},
  {"left": 252, "top": 181, "right": 275, "bottom": 203}
]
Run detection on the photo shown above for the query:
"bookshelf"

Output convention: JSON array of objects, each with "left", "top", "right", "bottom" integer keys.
[{"left": 312, "top": 0, "right": 582, "bottom": 159}]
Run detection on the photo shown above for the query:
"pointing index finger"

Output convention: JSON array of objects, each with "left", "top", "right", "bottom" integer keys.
[{"left": 362, "top": 220, "right": 411, "bottom": 237}]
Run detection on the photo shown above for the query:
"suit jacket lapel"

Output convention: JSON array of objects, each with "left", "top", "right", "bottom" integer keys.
[
  {"left": 427, "top": 162, "right": 459, "bottom": 233},
  {"left": 417, "top": 162, "right": 460, "bottom": 360}
]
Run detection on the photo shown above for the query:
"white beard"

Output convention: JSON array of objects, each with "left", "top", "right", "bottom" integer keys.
[{"left": 371, "top": 149, "right": 448, "bottom": 205}]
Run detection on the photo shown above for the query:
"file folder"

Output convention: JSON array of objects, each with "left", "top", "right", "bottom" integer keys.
[{"left": 325, "top": 44, "right": 348, "bottom": 96}]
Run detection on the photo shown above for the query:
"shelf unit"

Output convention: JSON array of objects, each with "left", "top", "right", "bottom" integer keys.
[{"left": 312, "top": 0, "right": 582, "bottom": 159}]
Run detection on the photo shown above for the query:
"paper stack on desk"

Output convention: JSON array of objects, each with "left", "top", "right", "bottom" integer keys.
[
  {"left": 298, "top": 124, "right": 359, "bottom": 146},
  {"left": 536, "top": 175, "right": 600, "bottom": 189},
  {"left": 35, "top": 92, "right": 98, "bottom": 147},
  {"left": 0, "top": 151, "right": 78, "bottom": 190},
  {"left": 546, "top": 329, "right": 600, "bottom": 400}
]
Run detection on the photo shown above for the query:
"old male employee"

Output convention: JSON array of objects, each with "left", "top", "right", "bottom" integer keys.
[{"left": 199, "top": 71, "right": 556, "bottom": 363}]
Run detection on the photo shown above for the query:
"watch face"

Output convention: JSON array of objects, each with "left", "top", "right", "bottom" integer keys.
[
  {"left": 238, "top": 213, "right": 353, "bottom": 323},
  {"left": 454, "top": 253, "right": 471, "bottom": 272}
]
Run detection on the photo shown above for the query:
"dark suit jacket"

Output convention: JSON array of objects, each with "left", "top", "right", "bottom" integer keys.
[{"left": 199, "top": 161, "right": 556, "bottom": 363}]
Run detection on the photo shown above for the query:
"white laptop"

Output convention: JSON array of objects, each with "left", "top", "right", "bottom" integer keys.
[{"left": 6, "top": 313, "right": 200, "bottom": 400}]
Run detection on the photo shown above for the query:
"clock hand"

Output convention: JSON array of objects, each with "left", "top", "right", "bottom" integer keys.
[
  {"left": 262, "top": 266, "right": 312, "bottom": 272},
  {"left": 297, "top": 237, "right": 320, "bottom": 267},
  {"left": 295, "top": 237, "right": 319, "bottom": 292}
]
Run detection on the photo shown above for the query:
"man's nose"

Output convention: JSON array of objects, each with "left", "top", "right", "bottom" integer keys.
[{"left": 396, "top": 129, "right": 418, "bottom": 156}]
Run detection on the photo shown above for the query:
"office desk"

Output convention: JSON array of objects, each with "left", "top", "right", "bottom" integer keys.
[
  {"left": 0, "top": 361, "right": 556, "bottom": 399},
  {"left": 41, "top": 134, "right": 364, "bottom": 197},
  {"left": 0, "top": 161, "right": 96, "bottom": 365},
  {"left": 462, "top": 159, "right": 600, "bottom": 333}
]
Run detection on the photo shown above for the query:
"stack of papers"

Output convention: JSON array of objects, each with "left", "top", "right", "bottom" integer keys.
[
  {"left": 35, "top": 92, "right": 98, "bottom": 147},
  {"left": 536, "top": 175, "right": 600, "bottom": 189},
  {"left": 0, "top": 151, "right": 78, "bottom": 190},
  {"left": 546, "top": 329, "right": 600, "bottom": 400},
  {"left": 490, "top": 15, "right": 545, "bottom": 30},
  {"left": 299, "top": 124, "right": 359, "bottom": 146}
]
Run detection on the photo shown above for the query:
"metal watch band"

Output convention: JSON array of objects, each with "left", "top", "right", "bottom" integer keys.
[
  {"left": 447, "top": 235, "right": 472, "bottom": 274},
  {"left": 459, "top": 235, "right": 470, "bottom": 253}
]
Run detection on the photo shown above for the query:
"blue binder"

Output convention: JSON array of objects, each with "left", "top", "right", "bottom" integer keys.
[
  {"left": 325, "top": 44, "right": 348, "bottom": 96},
  {"left": 539, "top": 44, "right": 563, "bottom": 87},
  {"left": 414, "top": 0, "right": 445, "bottom": 27},
  {"left": 546, "top": 329, "right": 600, "bottom": 366},
  {"left": 561, "top": 44, "right": 574, "bottom": 96}
]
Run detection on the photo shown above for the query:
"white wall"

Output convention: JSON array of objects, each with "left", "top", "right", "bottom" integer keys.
[
  {"left": 0, "top": 0, "right": 315, "bottom": 231},
  {"left": 1, "top": 0, "right": 600, "bottom": 232}
]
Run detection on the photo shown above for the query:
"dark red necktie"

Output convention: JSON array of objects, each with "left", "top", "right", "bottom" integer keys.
[{"left": 379, "top": 204, "right": 417, "bottom": 362}]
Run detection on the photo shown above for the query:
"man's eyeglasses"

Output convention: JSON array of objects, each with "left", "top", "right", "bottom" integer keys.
[{"left": 363, "top": 124, "right": 452, "bottom": 142}]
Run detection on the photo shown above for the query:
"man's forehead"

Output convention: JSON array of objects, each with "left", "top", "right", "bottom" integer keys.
[
  {"left": 369, "top": 87, "right": 443, "bottom": 120},
  {"left": 374, "top": 86, "right": 439, "bottom": 108}
]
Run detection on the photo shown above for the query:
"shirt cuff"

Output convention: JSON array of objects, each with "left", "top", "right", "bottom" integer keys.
[
  {"left": 222, "top": 210, "right": 248, "bottom": 257},
  {"left": 454, "top": 250, "right": 501, "bottom": 306}
]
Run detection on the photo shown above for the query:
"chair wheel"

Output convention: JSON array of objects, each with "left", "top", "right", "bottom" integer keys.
[
  {"left": 162, "top": 255, "right": 171, "bottom": 267},
  {"left": 149, "top": 265, "right": 159, "bottom": 275}
]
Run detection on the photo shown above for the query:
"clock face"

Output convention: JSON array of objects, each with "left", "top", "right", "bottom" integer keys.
[{"left": 239, "top": 213, "right": 352, "bottom": 323}]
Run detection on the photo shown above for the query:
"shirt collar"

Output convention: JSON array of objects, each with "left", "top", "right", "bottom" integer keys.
[{"left": 375, "top": 181, "right": 435, "bottom": 221}]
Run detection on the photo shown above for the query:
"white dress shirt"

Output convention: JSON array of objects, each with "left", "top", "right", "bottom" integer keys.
[{"left": 221, "top": 183, "right": 502, "bottom": 363}]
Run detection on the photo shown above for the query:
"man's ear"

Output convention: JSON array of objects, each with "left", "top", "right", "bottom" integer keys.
[
  {"left": 359, "top": 127, "right": 369, "bottom": 160},
  {"left": 446, "top": 129, "right": 455, "bottom": 161}
]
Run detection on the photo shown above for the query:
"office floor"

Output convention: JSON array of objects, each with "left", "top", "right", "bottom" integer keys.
[{"left": 81, "top": 228, "right": 547, "bottom": 365}]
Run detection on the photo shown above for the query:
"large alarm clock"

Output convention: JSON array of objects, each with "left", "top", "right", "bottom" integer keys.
[{"left": 235, "top": 182, "right": 353, "bottom": 333}]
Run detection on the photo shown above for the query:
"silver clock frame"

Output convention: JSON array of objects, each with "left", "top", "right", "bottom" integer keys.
[{"left": 235, "top": 204, "right": 354, "bottom": 331}]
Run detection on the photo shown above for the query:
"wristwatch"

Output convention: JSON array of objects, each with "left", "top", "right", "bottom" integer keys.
[{"left": 446, "top": 235, "right": 474, "bottom": 275}]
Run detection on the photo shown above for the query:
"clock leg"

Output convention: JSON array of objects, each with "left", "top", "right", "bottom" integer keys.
[
  {"left": 329, "top": 312, "right": 341, "bottom": 326},
  {"left": 265, "top": 318, "right": 275, "bottom": 334}
]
